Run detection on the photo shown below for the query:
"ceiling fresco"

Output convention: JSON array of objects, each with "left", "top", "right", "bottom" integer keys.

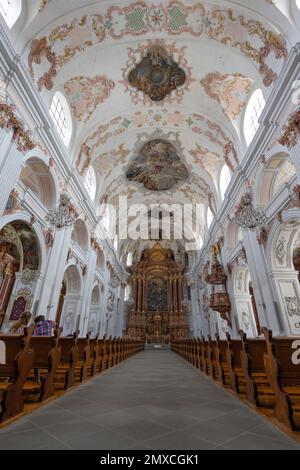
[
  {"left": 126, "top": 138, "right": 189, "bottom": 191},
  {"left": 127, "top": 44, "right": 186, "bottom": 102}
]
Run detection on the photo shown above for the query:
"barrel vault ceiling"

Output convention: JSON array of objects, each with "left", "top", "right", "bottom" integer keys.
[{"left": 12, "top": 0, "right": 300, "bottom": 258}]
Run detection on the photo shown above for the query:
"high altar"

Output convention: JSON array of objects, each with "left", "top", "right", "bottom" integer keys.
[{"left": 127, "top": 243, "right": 188, "bottom": 343}]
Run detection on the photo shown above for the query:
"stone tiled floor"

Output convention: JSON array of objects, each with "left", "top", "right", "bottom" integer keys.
[{"left": 0, "top": 351, "right": 299, "bottom": 450}]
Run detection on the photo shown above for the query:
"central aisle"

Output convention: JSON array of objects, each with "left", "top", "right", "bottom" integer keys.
[{"left": 0, "top": 351, "right": 299, "bottom": 450}]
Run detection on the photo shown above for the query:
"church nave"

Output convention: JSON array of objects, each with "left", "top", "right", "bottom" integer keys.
[{"left": 0, "top": 351, "right": 299, "bottom": 451}]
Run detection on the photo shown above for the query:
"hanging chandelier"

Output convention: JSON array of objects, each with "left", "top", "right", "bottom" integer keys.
[
  {"left": 46, "top": 193, "right": 78, "bottom": 229},
  {"left": 235, "top": 192, "right": 267, "bottom": 231}
]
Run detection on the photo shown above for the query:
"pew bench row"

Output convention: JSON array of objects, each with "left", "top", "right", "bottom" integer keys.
[
  {"left": 172, "top": 328, "right": 300, "bottom": 432},
  {"left": 0, "top": 328, "right": 144, "bottom": 425}
]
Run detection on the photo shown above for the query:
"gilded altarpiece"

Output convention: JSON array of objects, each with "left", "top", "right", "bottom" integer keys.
[{"left": 127, "top": 243, "right": 188, "bottom": 342}]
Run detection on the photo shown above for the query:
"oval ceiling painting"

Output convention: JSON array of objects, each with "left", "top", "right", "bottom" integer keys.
[{"left": 127, "top": 139, "right": 189, "bottom": 191}]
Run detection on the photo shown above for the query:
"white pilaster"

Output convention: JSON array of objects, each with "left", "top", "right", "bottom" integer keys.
[
  {"left": 38, "top": 227, "right": 73, "bottom": 321},
  {"left": 242, "top": 230, "right": 282, "bottom": 335}
]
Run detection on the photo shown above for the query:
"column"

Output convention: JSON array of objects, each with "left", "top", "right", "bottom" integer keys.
[
  {"left": 38, "top": 227, "right": 73, "bottom": 321},
  {"left": 243, "top": 230, "right": 282, "bottom": 335},
  {"left": 79, "top": 247, "right": 97, "bottom": 337}
]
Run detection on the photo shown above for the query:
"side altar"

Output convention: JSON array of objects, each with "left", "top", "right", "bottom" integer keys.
[{"left": 126, "top": 243, "right": 188, "bottom": 343}]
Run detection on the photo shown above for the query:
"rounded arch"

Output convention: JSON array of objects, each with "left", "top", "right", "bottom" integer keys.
[
  {"left": 0, "top": 212, "right": 47, "bottom": 274},
  {"left": 20, "top": 156, "right": 57, "bottom": 208},
  {"left": 91, "top": 284, "right": 101, "bottom": 305},
  {"left": 63, "top": 264, "right": 82, "bottom": 294},
  {"left": 254, "top": 148, "right": 296, "bottom": 206},
  {"left": 267, "top": 209, "right": 300, "bottom": 271},
  {"left": 87, "top": 284, "right": 101, "bottom": 338},
  {"left": 0, "top": 217, "right": 44, "bottom": 331},
  {"left": 61, "top": 264, "right": 82, "bottom": 336},
  {"left": 266, "top": 210, "right": 300, "bottom": 335},
  {"left": 232, "top": 264, "right": 259, "bottom": 337},
  {"left": 71, "top": 219, "right": 89, "bottom": 252}
]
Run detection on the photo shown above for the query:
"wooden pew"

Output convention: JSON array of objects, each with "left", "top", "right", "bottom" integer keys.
[
  {"left": 201, "top": 336, "right": 209, "bottom": 375},
  {"left": 115, "top": 338, "right": 121, "bottom": 365},
  {"left": 119, "top": 338, "right": 126, "bottom": 363},
  {"left": 262, "top": 328, "right": 300, "bottom": 431},
  {"left": 54, "top": 333, "right": 78, "bottom": 390},
  {"left": 87, "top": 338, "right": 98, "bottom": 377},
  {"left": 191, "top": 339, "right": 198, "bottom": 367},
  {"left": 108, "top": 337, "right": 114, "bottom": 368},
  {"left": 198, "top": 337, "right": 206, "bottom": 373},
  {"left": 96, "top": 338, "right": 105, "bottom": 373},
  {"left": 0, "top": 327, "right": 34, "bottom": 423},
  {"left": 239, "top": 330, "right": 274, "bottom": 408},
  {"left": 102, "top": 337, "right": 110, "bottom": 370},
  {"left": 75, "top": 335, "right": 90, "bottom": 382},
  {"left": 225, "top": 334, "right": 246, "bottom": 396},
  {"left": 195, "top": 338, "right": 201, "bottom": 370},
  {"left": 24, "top": 328, "right": 62, "bottom": 402},
  {"left": 207, "top": 336, "right": 218, "bottom": 380},
  {"left": 215, "top": 335, "right": 230, "bottom": 386},
  {"left": 110, "top": 337, "right": 117, "bottom": 367}
]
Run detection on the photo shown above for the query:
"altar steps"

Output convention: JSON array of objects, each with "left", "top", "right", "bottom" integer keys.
[{"left": 144, "top": 343, "right": 171, "bottom": 351}]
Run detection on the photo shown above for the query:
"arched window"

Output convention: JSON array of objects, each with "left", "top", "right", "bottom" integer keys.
[
  {"left": 0, "top": 0, "right": 9, "bottom": 16},
  {"left": 102, "top": 206, "right": 110, "bottom": 232},
  {"left": 244, "top": 89, "right": 266, "bottom": 145},
  {"left": 114, "top": 236, "right": 118, "bottom": 251},
  {"left": 124, "top": 285, "right": 131, "bottom": 301},
  {"left": 84, "top": 166, "right": 97, "bottom": 201},
  {"left": 127, "top": 252, "right": 133, "bottom": 267},
  {"left": 207, "top": 207, "right": 214, "bottom": 229},
  {"left": 198, "top": 235, "right": 203, "bottom": 250},
  {"left": 0, "top": 0, "right": 21, "bottom": 28},
  {"left": 49, "top": 92, "right": 72, "bottom": 146},
  {"left": 220, "top": 164, "right": 231, "bottom": 200}
]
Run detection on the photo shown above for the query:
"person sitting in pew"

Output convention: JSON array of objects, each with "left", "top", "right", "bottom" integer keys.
[
  {"left": 9, "top": 311, "right": 31, "bottom": 334},
  {"left": 32, "top": 315, "right": 57, "bottom": 382},
  {"left": 32, "top": 315, "right": 56, "bottom": 337}
]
